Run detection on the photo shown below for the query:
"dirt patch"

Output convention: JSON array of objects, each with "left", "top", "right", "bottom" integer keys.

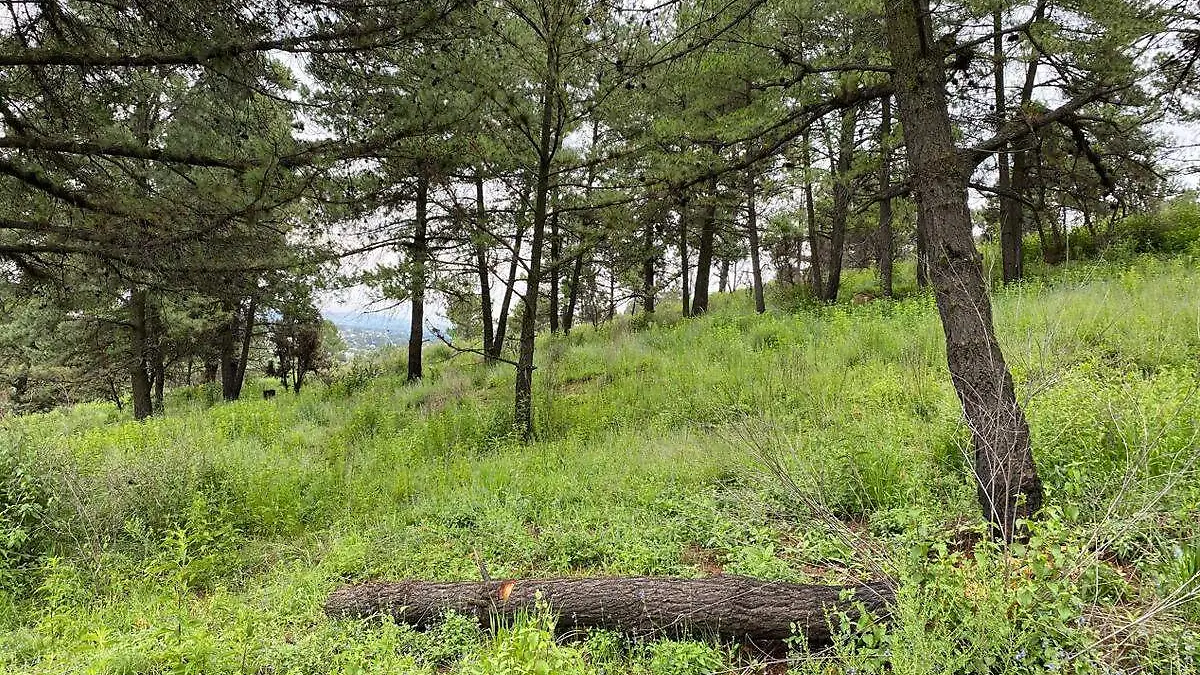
[{"left": 681, "top": 544, "right": 725, "bottom": 576}]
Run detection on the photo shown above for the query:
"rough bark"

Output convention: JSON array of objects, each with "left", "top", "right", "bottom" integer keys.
[
  {"left": 678, "top": 197, "right": 691, "bottom": 317},
  {"left": 128, "top": 287, "right": 153, "bottom": 420},
  {"left": 325, "top": 576, "right": 894, "bottom": 645},
  {"left": 408, "top": 172, "right": 429, "bottom": 382},
  {"left": 690, "top": 178, "right": 718, "bottom": 316},
  {"left": 884, "top": 0, "right": 1043, "bottom": 541},
  {"left": 107, "top": 377, "right": 124, "bottom": 411},
  {"left": 877, "top": 95, "right": 895, "bottom": 298}
]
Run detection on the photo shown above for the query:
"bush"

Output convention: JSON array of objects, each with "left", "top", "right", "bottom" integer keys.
[
  {"left": 0, "top": 445, "right": 53, "bottom": 589},
  {"left": 325, "top": 358, "right": 385, "bottom": 398},
  {"left": 461, "top": 610, "right": 587, "bottom": 675},
  {"left": 1080, "top": 197, "right": 1200, "bottom": 257},
  {"left": 646, "top": 640, "right": 727, "bottom": 675}
]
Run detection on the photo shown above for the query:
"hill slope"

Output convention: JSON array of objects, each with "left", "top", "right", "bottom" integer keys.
[{"left": 2, "top": 258, "right": 1199, "bottom": 674}]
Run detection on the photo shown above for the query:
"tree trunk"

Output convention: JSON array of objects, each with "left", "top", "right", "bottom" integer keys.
[
  {"left": 825, "top": 107, "right": 857, "bottom": 303},
  {"left": 802, "top": 130, "right": 823, "bottom": 298},
  {"left": 514, "top": 54, "right": 557, "bottom": 441},
  {"left": 1001, "top": 4, "right": 1044, "bottom": 283},
  {"left": 147, "top": 296, "right": 165, "bottom": 414},
  {"left": 219, "top": 301, "right": 239, "bottom": 402},
  {"left": 203, "top": 357, "right": 218, "bottom": 384},
  {"left": 994, "top": 7, "right": 1019, "bottom": 284},
  {"left": 474, "top": 174, "right": 495, "bottom": 361},
  {"left": 1082, "top": 201, "right": 1096, "bottom": 239},
  {"left": 718, "top": 257, "right": 730, "bottom": 294},
  {"left": 549, "top": 185, "right": 561, "bottom": 334},
  {"left": 491, "top": 184, "right": 530, "bottom": 359},
  {"left": 107, "top": 377, "right": 124, "bottom": 411},
  {"left": 746, "top": 169, "right": 766, "bottom": 313},
  {"left": 915, "top": 211, "right": 929, "bottom": 289},
  {"left": 678, "top": 196, "right": 691, "bottom": 317},
  {"left": 563, "top": 250, "right": 584, "bottom": 334},
  {"left": 690, "top": 178, "right": 718, "bottom": 316},
  {"left": 607, "top": 266, "right": 616, "bottom": 321},
  {"left": 325, "top": 576, "right": 894, "bottom": 646},
  {"left": 233, "top": 295, "right": 257, "bottom": 400},
  {"left": 1036, "top": 154, "right": 1065, "bottom": 265},
  {"left": 129, "top": 287, "right": 153, "bottom": 420},
  {"left": 877, "top": 95, "right": 895, "bottom": 298},
  {"left": 152, "top": 363, "right": 165, "bottom": 414},
  {"left": 642, "top": 217, "right": 657, "bottom": 313},
  {"left": 408, "top": 172, "right": 429, "bottom": 382},
  {"left": 587, "top": 261, "right": 600, "bottom": 328},
  {"left": 884, "top": 0, "right": 1043, "bottom": 542},
  {"left": 1003, "top": 151, "right": 1028, "bottom": 278}
]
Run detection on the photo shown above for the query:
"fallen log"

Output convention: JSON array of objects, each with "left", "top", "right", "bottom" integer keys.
[{"left": 325, "top": 576, "right": 894, "bottom": 645}]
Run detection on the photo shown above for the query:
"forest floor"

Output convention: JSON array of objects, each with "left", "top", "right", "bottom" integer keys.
[{"left": 2, "top": 256, "right": 1199, "bottom": 674}]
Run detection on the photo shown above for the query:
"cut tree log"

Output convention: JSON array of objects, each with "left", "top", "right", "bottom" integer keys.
[{"left": 324, "top": 576, "right": 894, "bottom": 645}]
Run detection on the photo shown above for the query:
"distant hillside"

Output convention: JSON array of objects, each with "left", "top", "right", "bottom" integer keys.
[{"left": 323, "top": 308, "right": 449, "bottom": 355}]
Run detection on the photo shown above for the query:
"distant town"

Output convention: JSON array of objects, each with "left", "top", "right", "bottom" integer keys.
[
  {"left": 324, "top": 309, "right": 448, "bottom": 357},
  {"left": 337, "top": 325, "right": 407, "bottom": 356}
]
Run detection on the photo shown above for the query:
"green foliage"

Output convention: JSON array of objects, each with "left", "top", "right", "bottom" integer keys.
[
  {"left": 645, "top": 640, "right": 727, "bottom": 675},
  {"left": 0, "top": 445, "right": 52, "bottom": 587},
  {"left": 1, "top": 258, "right": 1199, "bottom": 673},
  {"left": 1109, "top": 198, "right": 1200, "bottom": 255},
  {"left": 461, "top": 609, "right": 586, "bottom": 675},
  {"left": 1065, "top": 196, "right": 1200, "bottom": 260}
]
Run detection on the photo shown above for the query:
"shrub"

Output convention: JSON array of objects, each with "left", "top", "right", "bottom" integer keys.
[
  {"left": 460, "top": 610, "right": 587, "bottom": 675},
  {"left": 325, "top": 358, "right": 386, "bottom": 398},
  {"left": 1082, "top": 197, "right": 1200, "bottom": 257},
  {"left": 646, "top": 640, "right": 727, "bottom": 675},
  {"left": 0, "top": 445, "right": 52, "bottom": 589}
]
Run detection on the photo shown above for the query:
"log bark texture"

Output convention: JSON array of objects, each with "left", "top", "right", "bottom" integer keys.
[{"left": 325, "top": 576, "right": 893, "bottom": 644}]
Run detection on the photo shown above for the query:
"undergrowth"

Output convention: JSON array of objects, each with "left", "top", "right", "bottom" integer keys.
[{"left": 1, "top": 255, "right": 1198, "bottom": 673}]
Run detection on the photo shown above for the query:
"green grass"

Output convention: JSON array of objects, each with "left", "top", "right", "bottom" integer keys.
[{"left": 2, "top": 255, "right": 1199, "bottom": 674}]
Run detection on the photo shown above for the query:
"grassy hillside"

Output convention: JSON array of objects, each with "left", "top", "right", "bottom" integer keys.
[{"left": 2, "top": 257, "right": 1199, "bottom": 674}]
